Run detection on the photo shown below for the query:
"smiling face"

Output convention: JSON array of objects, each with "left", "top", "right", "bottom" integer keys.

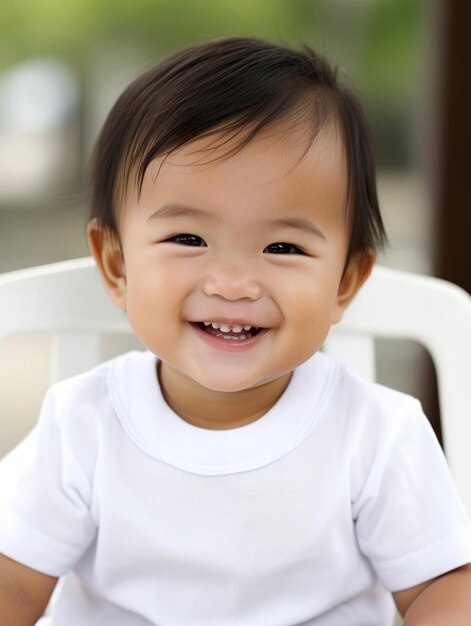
[{"left": 88, "top": 119, "right": 374, "bottom": 424}]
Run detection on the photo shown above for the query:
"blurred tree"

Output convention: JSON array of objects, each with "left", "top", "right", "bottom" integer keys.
[
  {"left": 311, "top": 0, "right": 422, "bottom": 167},
  {"left": 435, "top": 0, "right": 471, "bottom": 294},
  {"left": 0, "top": 0, "right": 421, "bottom": 171},
  {"left": 0, "top": 0, "right": 313, "bottom": 71}
]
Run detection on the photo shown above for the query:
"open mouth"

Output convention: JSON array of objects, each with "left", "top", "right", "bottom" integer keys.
[{"left": 195, "top": 322, "right": 264, "bottom": 340}]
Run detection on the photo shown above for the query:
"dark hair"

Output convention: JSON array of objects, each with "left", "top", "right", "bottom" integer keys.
[{"left": 88, "top": 37, "right": 386, "bottom": 260}]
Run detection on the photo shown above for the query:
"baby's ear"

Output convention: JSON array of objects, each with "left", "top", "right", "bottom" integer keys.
[
  {"left": 87, "top": 219, "right": 127, "bottom": 311},
  {"left": 332, "top": 249, "right": 376, "bottom": 324}
]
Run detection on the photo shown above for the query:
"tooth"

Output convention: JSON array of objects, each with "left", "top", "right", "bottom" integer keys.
[
  {"left": 203, "top": 322, "right": 211, "bottom": 326},
  {"left": 219, "top": 323, "right": 231, "bottom": 332},
  {"left": 243, "top": 325, "right": 251, "bottom": 331},
  {"left": 211, "top": 322, "right": 220, "bottom": 329},
  {"left": 231, "top": 325, "right": 243, "bottom": 332}
]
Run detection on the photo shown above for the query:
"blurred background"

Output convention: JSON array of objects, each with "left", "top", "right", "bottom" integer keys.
[{"left": 1, "top": 0, "right": 470, "bottom": 458}]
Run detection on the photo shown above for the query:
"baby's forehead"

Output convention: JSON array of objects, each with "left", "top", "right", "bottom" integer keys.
[
  {"left": 117, "top": 123, "right": 348, "bottom": 241},
  {"left": 115, "top": 115, "right": 348, "bottom": 226},
  {"left": 144, "top": 118, "right": 345, "bottom": 186},
  {"left": 169, "top": 114, "right": 341, "bottom": 159}
]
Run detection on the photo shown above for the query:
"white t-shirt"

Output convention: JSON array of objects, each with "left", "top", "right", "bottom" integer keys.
[{"left": 1, "top": 350, "right": 470, "bottom": 626}]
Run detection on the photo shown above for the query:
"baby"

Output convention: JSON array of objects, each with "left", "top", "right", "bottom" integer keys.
[{"left": 1, "top": 37, "right": 471, "bottom": 626}]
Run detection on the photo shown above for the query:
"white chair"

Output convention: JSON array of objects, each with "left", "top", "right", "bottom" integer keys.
[
  {"left": 0, "top": 257, "right": 470, "bottom": 519},
  {"left": 324, "top": 264, "right": 471, "bottom": 518},
  {"left": 0, "top": 257, "right": 469, "bottom": 626}
]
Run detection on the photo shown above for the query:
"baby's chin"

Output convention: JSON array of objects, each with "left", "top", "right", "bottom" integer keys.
[
  {"left": 191, "top": 367, "right": 293, "bottom": 396},
  {"left": 157, "top": 359, "right": 263, "bottom": 393},
  {"left": 190, "top": 373, "right": 270, "bottom": 394}
]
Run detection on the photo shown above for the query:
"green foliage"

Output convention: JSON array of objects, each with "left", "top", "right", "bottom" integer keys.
[
  {"left": 1, "top": 0, "right": 420, "bottom": 94},
  {"left": 364, "top": 0, "right": 421, "bottom": 100},
  {"left": 0, "top": 0, "right": 314, "bottom": 70},
  {"left": 0, "top": 0, "right": 421, "bottom": 167}
]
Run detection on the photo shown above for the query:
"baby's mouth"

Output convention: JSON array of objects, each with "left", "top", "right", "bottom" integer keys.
[{"left": 195, "top": 322, "right": 263, "bottom": 340}]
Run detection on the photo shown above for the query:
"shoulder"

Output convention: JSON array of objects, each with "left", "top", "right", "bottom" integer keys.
[
  {"left": 38, "top": 350, "right": 152, "bottom": 467},
  {"left": 313, "top": 351, "right": 425, "bottom": 435},
  {"left": 45, "top": 354, "right": 114, "bottom": 424},
  {"left": 311, "top": 353, "right": 433, "bottom": 485},
  {"left": 46, "top": 349, "right": 149, "bottom": 414}
]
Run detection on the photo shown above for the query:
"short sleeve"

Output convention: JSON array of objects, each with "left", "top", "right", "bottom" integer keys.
[
  {"left": 352, "top": 398, "right": 471, "bottom": 592},
  {"left": 0, "top": 385, "right": 97, "bottom": 576}
]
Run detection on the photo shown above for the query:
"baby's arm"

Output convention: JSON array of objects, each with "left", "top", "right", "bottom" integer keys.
[
  {"left": 0, "top": 552, "right": 57, "bottom": 626},
  {"left": 393, "top": 564, "right": 471, "bottom": 625}
]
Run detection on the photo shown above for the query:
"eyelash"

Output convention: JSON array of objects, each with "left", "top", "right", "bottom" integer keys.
[{"left": 166, "top": 234, "right": 306, "bottom": 255}]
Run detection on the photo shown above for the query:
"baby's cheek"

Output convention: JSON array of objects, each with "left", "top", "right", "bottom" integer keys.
[{"left": 285, "top": 300, "right": 334, "bottom": 353}]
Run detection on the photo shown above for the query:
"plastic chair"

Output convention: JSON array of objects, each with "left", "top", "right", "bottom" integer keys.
[
  {"left": 324, "top": 264, "right": 471, "bottom": 518},
  {"left": 0, "top": 257, "right": 470, "bottom": 519}
]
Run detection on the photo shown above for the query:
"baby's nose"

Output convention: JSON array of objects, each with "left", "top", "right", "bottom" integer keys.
[{"left": 202, "top": 263, "right": 262, "bottom": 301}]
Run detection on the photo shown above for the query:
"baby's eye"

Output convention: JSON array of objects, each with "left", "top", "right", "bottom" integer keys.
[
  {"left": 167, "top": 233, "right": 206, "bottom": 247},
  {"left": 263, "top": 242, "right": 305, "bottom": 255}
]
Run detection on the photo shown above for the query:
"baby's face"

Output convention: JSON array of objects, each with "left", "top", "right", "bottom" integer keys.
[{"left": 110, "top": 121, "right": 359, "bottom": 393}]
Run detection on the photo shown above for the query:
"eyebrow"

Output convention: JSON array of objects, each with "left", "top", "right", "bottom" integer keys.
[
  {"left": 147, "top": 203, "right": 216, "bottom": 222},
  {"left": 147, "top": 203, "right": 326, "bottom": 240},
  {"left": 266, "top": 217, "right": 326, "bottom": 240}
]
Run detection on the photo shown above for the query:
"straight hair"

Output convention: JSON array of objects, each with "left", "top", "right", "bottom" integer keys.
[{"left": 88, "top": 37, "right": 387, "bottom": 261}]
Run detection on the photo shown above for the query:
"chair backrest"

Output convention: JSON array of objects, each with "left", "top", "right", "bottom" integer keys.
[
  {"left": 1, "top": 257, "right": 470, "bottom": 515},
  {"left": 0, "top": 257, "right": 132, "bottom": 383},
  {"left": 325, "top": 264, "right": 471, "bottom": 518}
]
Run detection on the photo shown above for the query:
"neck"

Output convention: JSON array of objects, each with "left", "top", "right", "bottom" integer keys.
[{"left": 158, "top": 362, "right": 292, "bottom": 430}]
